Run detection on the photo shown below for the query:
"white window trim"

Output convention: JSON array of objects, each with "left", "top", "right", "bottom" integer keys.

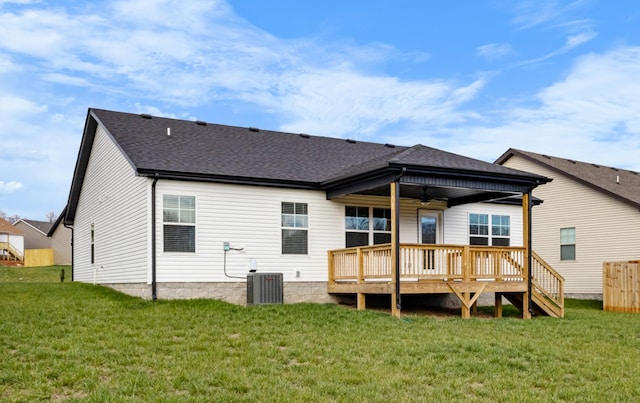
[
  {"left": 281, "top": 201, "right": 309, "bottom": 255},
  {"left": 468, "top": 213, "right": 511, "bottom": 246},
  {"left": 345, "top": 206, "right": 392, "bottom": 246},
  {"left": 162, "top": 194, "right": 197, "bottom": 254}
]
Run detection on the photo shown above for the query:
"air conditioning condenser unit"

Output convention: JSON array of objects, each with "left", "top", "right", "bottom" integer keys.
[{"left": 247, "top": 273, "right": 283, "bottom": 305}]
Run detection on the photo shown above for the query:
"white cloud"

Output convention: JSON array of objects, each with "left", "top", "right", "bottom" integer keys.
[
  {"left": 0, "top": 181, "right": 23, "bottom": 193},
  {"left": 510, "top": 0, "right": 589, "bottom": 30},
  {"left": 447, "top": 46, "right": 640, "bottom": 171},
  {"left": 563, "top": 31, "right": 597, "bottom": 51},
  {"left": 476, "top": 43, "right": 514, "bottom": 61}
]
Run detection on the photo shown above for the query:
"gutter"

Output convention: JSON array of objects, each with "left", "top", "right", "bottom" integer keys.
[{"left": 151, "top": 174, "right": 159, "bottom": 301}]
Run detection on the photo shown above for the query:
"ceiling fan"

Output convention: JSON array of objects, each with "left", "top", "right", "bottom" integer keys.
[{"left": 417, "top": 186, "right": 447, "bottom": 206}]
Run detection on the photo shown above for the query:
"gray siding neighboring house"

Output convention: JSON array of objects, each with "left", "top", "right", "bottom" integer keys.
[
  {"left": 13, "top": 219, "right": 53, "bottom": 250},
  {"left": 497, "top": 148, "right": 640, "bottom": 299},
  {"left": 64, "top": 108, "right": 550, "bottom": 304}
]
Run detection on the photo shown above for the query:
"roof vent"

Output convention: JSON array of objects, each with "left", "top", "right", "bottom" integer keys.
[
  {"left": 385, "top": 143, "right": 395, "bottom": 148},
  {"left": 299, "top": 133, "right": 310, "bottom": 139},
  {"left": 591, "top": 163, "right": 600, "bottom": 168},
  {"left": 610, "top": 167, "right": 619, "bottom": 172},
  {"left": 195, "top": 120, "right": 207, "bottom": 126},
  {"left": 542, "top": 154, "right": 551, "bottom": 159},
  {"left": 248, "top": 127, "right": 260, "bottom": 132},
  {"left": 568, "top": 159, "right": 576, "bottom": 164},
  {"left": 140, "top": 113, "right": 152, "bottom": 119},
  {"left": 345, "top": 139, "right": 356, "bottom": 144}
]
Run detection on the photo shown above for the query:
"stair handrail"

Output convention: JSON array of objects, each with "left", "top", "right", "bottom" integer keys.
[{"left": 531, "top": 251, "right": 564, "bottom": 317}]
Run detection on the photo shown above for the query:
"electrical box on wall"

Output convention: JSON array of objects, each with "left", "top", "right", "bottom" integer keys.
[{"left": 247, "top": 273, "right": 283, "bottom": 305}]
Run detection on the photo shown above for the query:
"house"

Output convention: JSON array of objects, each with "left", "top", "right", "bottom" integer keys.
[
  {"left": 0, "top": 217, "right": 24, "bottom": 264},
  {"left": 496, "top": 148, "right": 640, "bottom": 299},
  {"left": 47, "top": 208, "right": 73, "bottom": 265},
  {"left": 64, "top": 108, "right": 564, "bottom": 318},
  {"left": 13, "top": 219, "right": 53, "bottom": 249}
]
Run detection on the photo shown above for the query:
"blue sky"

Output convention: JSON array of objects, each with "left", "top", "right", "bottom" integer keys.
[{"left": 1, "top": 0, "right": 640, "bottom": 220}]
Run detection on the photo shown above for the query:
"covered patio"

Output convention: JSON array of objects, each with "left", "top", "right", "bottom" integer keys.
[{"left": 322, "top": 147, "right": 564, "bottom": 319}]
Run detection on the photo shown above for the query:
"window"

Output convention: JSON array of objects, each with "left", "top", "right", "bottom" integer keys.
[
  {"left": 345, "top": 206, "right": 369, "bottom": 247},
  {"left": 90, "top": 223, "right": 95, "bottom": 264},
  {"left": 560, "top": 227, "right": 576, "bottom": 260},
  {"left": 469, "top": 213, "right": 489, "bottom": 245},
  {"left": 469, "top": 213, "right": 510, "bottom": 246},
  {"left": 345, "top": 206, "right": 391, "bottom": 247},
  {"left": 282, "top": 202, "right": 308, "bottom": 254},
  {"left": 163, "top": 195, "right": 196, "bottom": 253},
  {"left": 373, "top": 208, "right": 392, "bottom": 244},
  {"left": 491, "top": 215, "right": 510, "bottom": 246}
]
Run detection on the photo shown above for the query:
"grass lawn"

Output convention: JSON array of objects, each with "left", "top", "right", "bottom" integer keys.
[{"left": 1, "top": 266, "right": 639, "bottom": 402}]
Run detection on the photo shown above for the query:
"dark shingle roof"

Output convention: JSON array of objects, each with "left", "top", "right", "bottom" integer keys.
[
  {"left": 17, "top": 219, "right": 53, "bottom": 235},
  {"left": 496, "top": 148, "right": 640, "bottom": 208},
  {"left": 91, "top": 109, "right": 542, "bottom": 185},
  {"left": 93, "top": 109, "right": 405, "bottom": 184}
]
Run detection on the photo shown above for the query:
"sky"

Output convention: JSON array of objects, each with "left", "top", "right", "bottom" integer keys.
[{"left": 1, "top": 0, "right": 640, "bottom": 221}]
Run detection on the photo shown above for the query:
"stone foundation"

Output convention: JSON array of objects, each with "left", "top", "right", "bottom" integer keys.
[
  {"left": 102, "top": 281, "right": 339, "bottom": 305},
  {"left": 565, "top": 293, "right": 602, "bottom": 301}
]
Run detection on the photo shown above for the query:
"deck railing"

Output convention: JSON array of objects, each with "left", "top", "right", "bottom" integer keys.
[
  {"left": 329, "top": 244, "right": 527, "bottom": 283},
  {"left": 328, "top": 243, "right": 565, "bottom": 317}
]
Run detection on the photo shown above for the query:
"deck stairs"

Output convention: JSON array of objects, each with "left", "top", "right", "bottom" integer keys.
[
  {"left": 0, "top": 242, "right": 24, "bottom": 265},
  {"left": 502, "top": 252, "right": 565, "bottom": 318}
]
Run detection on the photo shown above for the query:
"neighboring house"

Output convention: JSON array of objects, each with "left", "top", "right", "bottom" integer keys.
[
  {"left": 47, "top": 208, "right": 73, "bottom": 265},
  {"left": 64, "top": 108, "right": 561, "bottom": 317},
  {"left": 497, "top": 148, "right": 640, "bottom": 299},
  {"left": 14, "top": 219, "right": 53, "bottom": 249},
  {"left": 0, "top": 217, "right": 24, "bottom": 263}
]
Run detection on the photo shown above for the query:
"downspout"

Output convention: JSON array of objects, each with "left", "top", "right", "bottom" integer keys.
[
  {"left": 63, "top": 223, "right": 74, "bottom": 282},
  {"left": 151, "top": 174, "right": 159, "bottom": 301},
  {"left": 526, "top": 189, "right": 534, "bottom": 315},
  {"left": 394, "top": 167, "right": 406, "bottom": 311}
]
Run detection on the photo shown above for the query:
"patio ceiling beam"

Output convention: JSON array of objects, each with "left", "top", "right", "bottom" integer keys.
[{"left": 447, "top": 191, "right": 517, "bottom": 207}]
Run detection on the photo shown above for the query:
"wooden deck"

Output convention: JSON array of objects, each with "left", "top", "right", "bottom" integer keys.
[{"left": 328, "top": 243, "right": 564, "bottom": 318}]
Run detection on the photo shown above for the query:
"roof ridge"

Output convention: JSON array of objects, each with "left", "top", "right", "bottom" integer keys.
[
  {"left": 514, "top": 148, "right": 639, "bottom": 174},
  {"left": 502, "top": 148, "right": 640, "bottom": 209}
]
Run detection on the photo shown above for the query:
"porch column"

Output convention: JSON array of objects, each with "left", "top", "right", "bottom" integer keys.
[
  {"left": 522, "top": 191, "right": 532, "bottom": 320},
  {"left": 391, "top": 181, "right": 401, "bottom": 318}
]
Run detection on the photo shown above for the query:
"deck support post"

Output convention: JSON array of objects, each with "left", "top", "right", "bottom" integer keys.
[
  {"left": 356, "top": 247, "right": 366, "bottom": 310},
  {"left": 523, "top": 191, "right": 532, "bottom": 320},
  {"left": 495, "top": 293, "right": 503, "bottom": 318},
  {"left": 461, "top": 293, "right": 471, "bottom": 319},
  {"left": 391, "top": 181, "right": 401, "bottom": 318},
  {"left": 357, "top": 293, "right": 366, "bottom": 310}
]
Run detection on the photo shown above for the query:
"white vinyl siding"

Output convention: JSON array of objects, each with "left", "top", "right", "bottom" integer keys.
[
  {"left": 155, "top": 181, "right": 344, "bottom": 282},
  {"left": 444, "top": 203, "right": 523, "bottom": 246},
  {"left": 72, "top": 125, "right": 148, "bottom": 283},
  {"left": 502, "top": 155, "right": 640, "bottom": 295}
]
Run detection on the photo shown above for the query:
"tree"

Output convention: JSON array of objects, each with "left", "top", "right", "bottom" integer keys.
[
  {"left": 45, "top": 211, "right": 57, "bottom": 223},
  {"left": 0, "top": 209, "right": 6, "bottom": 220}
]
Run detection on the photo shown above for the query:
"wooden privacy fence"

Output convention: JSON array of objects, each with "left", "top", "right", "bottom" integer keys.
[
  {"left": 603, "top": 260, "right": 640, "bottom": 313},
  {"left": 25, "top": 248, "right": 54, "bottom": 267}
]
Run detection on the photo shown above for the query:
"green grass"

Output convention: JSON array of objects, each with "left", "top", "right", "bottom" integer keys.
[{"left": 1, "top": 266, "right": 640, "bottom": 401}]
